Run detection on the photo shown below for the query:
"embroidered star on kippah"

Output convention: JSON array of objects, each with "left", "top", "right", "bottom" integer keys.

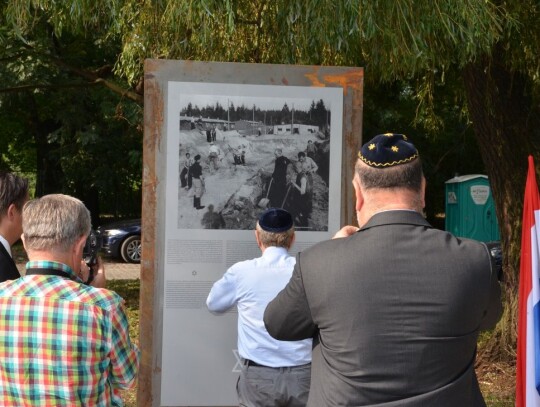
[
  {"left": 391, "top": 146, "right": 399, "bottom": 152},
  {"left": 368, "top": 143, "right": 375, "bottom": 150}
]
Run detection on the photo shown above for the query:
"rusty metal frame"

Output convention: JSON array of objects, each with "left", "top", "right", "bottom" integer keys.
[{"left": 139, "top": 60, "right": 363, "bottom": 406}]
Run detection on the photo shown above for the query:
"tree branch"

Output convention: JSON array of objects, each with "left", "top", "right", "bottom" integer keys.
[
  {"left": 46, "top": 54, "right": 144, "bottom": 104},
  {"left": 0, "top": 81, "right": 100, "bottom": 93},
  {"left": 19, "top": 42, "right": 144, "bottom": 104}
]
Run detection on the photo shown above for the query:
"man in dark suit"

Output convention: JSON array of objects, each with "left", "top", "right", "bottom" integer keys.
[
  {"left": 264, "top": 133, "right": 502, "bottom": 406},
  {"left": 0, "top": 172, "right": 29, "bottom": 283}
]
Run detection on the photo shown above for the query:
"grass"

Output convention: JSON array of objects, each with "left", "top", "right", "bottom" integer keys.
[{"left": 108, "top": 280, "right": 140, "bottom": 407}]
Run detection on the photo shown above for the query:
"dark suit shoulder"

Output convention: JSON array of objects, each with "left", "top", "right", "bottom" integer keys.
[{"left": 0, "top": 245, "right": 21, "bottom": 283}]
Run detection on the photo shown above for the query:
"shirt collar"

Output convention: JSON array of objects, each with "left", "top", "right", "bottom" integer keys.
[
  {"left": 25, "top": 260, "right": 82, "bottom": 282},
  {"left": 262, "top": 246, "right": 289, "bottom": 258},
  {"left": 361, "top": 210, "right": 431, "bottom": 231},
  {"left": 0, "top": 234, "right": 11, "bottom": 257}
]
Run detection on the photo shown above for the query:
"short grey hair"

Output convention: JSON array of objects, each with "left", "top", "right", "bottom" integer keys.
[
  {"left": 23, "top": 194, "right": 91, "bottom": 252},
  {"left": 256, "top": 223, "right": 294, "bottom": 249}
]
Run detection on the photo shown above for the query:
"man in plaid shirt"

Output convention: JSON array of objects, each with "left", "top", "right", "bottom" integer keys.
[{"left": 0, "top": 194, "right": 139, "bottom": 406}]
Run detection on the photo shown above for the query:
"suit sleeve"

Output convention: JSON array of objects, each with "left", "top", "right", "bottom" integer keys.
[{"left": 263, "top": 255, "right": 317, "bottom": 340}]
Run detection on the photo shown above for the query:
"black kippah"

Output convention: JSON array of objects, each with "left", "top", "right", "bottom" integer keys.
[
  {"left": 258, "top": 208, "right": 293, "bottom": 232},
  {"left": 358, "top": 133, "right": 418, "bottom": 168}
]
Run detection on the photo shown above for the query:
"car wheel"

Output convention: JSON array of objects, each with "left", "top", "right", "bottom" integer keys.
[{"left": 121, "top": 235, "right": 141, "bottom": 263}]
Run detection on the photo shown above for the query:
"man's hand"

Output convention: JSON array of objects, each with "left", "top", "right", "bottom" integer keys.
[
  {"left": 332, "top": 225, "right": 360, "bottom": 239},
  {"left": 90, "top": 256, "right": 107, "bottom": 288},
  {"left": 79, "top": 260, "right": 91, "bottom": 282}
]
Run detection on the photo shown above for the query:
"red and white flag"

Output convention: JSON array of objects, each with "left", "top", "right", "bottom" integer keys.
[{"left": 516, "top": 155, "right": 540, "bottom": 406}]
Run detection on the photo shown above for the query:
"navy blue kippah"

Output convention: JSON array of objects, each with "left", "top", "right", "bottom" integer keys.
[
  {"left": 258, "top": 208, "right": 293, "bottom": 232},
  {"left": 358, "top": 133, "right": 418, "bottom": 168}
]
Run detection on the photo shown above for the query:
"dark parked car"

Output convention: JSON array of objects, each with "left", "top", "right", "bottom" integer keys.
[{"left": 97, "top": 219, "right": 141, "bottom": 263}]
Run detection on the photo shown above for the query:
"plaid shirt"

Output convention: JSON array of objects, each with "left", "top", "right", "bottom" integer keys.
[{"left": 0, "top": 261, "right": 139, "bottom": 406}]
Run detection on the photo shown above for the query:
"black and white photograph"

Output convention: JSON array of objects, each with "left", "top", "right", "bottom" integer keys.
[{"left": 171, "top": 83, "right": 342, "bottom": 232}]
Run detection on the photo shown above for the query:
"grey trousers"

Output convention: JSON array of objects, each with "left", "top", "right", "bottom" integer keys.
[{"left": 237, "top": 362, "right": 311, "bottom": 407}]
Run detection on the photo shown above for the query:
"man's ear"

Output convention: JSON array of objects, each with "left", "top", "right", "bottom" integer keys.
[
  {"left": 255, "top": 229, "right": 262, "bottom": 248},
  {"left": 6, "top": 203, "right": 17, "bottom": 221},
  {"left": 289, "top": 232, "right": 296, "bottom": 249},
  {"left": 353, "top": 175, "right": 364, "bottom": 211},
  {"left": 74, "top": 235, "right": 87, "bottom": 259},
  {"left": 421, "top": 176, "right": 427, "bottom": 209}
]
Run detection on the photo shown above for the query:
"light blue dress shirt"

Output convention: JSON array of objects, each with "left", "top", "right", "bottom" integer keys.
[{"left": 207, "top": 246, "right": 312, "bottom": 367}]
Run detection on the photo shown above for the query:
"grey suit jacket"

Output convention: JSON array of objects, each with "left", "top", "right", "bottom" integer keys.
[
  {"left": 264, "top": 210, "right": 502, "bottom": 406},
  {"left": 0, "top": 242, "right": 20, "bottom": 283}
]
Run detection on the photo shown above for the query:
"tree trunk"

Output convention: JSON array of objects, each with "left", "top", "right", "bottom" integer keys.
[
  {"left": 462, "top": 47, "right": 540, "bottom": 360},
  {"left": 27, "top": 95, "right": 64, "bottom": 196}
]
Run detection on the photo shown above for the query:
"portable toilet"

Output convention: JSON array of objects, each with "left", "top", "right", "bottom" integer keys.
[{"left": 445, "top": 174, "right": 500, "bottom": 242}]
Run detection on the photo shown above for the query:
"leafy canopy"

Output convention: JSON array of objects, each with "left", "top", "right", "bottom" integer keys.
[{"left": 4, "top": 0, "right": 527, "bottom": 86}]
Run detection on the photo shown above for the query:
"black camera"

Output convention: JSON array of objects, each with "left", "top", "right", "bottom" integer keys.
[{"left": 83, "top": 229, "right": 102, "bottom": 284}]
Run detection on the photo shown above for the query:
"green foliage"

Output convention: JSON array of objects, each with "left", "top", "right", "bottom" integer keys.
[
  {"left": 363, "top": 76, "right": 484, "bottom": 224},
  {"left": 2, "top": 1, "right": 512, "bottom": 84},
  {"left": 3, "top": 0, "right": 533, "bottom": 185},
  {"left": 0, "top": 2, "right": 142, "bottom": 219},
  {"left": 2, "top": 1, "right": 535, "bottom": 128}
]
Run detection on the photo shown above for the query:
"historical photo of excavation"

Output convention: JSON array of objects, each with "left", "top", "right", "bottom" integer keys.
[{"left": 171, "top": 82, "right": 342, "bottom": 232}]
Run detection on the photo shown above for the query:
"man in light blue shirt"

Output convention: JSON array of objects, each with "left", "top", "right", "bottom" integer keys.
[{"left": 207, "top": 208, "right": 312, "bottom": 406}]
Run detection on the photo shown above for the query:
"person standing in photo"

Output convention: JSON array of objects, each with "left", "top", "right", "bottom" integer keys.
[
  {"left": 264, "top": 133, "right": 502, "bottom": 406},
  {"left": 191, "top": 154, "right": 205, "bottom": 210},
  {"left": 269, "top": 148, "right": 292, "bottom": 208},
  {"left": 290, "top": 169, "right": 312, "bottom": 228},
  {"left": 295, "top": 151, "right": 318, "bottom": 179},
  {"left": 180, "top": 152, "right": 193, "bottom": 190},
  {"left": 240, "top": 150, "right": 246, "bottom": 166},
  {"left": 0, "top": 171, "right": 29, "bottom": 283},
  {"left": 305, "top": 140, "right": 317, "bottom": 160},
  {"left": 208, "top": 142, "right": 221, "bottom": 173},
  {"left": 207, "top": 208, "right": 311, "bottom": 406}
]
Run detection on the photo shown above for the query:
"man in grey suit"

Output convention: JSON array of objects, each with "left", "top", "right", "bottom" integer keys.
[{"left": 264, "top": 133, "right": 502, "bottom": 406}]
